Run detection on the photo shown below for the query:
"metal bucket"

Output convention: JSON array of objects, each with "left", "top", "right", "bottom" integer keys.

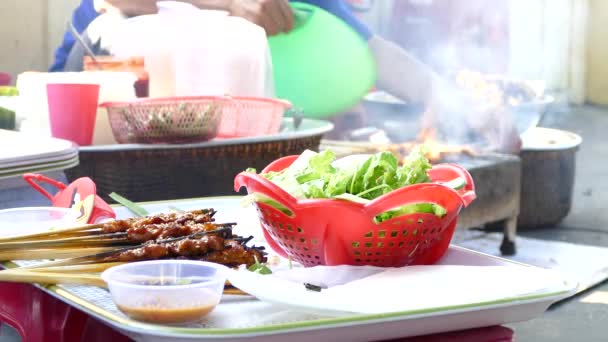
[{"left": 518, "top": 127, "right": 582, "bottom": 228}]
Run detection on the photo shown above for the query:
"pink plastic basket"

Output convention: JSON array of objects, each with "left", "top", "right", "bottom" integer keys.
[
  {"left": 100, "top": 96, "right": 225, "bottom": 144},
  {"left": 234, "top": 155, "right": 476, "bottom": 267},
  {"left": 216, "top": 96, "right": 291, "bottom": 138}
]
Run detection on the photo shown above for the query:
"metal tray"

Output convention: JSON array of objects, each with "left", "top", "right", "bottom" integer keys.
[{"left": 6, "top": 197, "right": 576, "bottom": 342}]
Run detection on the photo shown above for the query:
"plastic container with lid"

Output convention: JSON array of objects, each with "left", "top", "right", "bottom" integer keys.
[
  {"left": 0, "top": 207, "right": 80, "bottom": 238},
  {"left": 110, "top": 3, "right": 274, "bottom": 98}
]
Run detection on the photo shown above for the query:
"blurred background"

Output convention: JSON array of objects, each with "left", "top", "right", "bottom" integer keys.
[
  {"left": 1, "top": 1, "right": 608, "bottom": 341},
  {"left": 0, "top": 0, "right": 604, "bottom": 105}
]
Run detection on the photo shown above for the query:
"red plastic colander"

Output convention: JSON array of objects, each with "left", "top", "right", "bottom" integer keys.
[{"left": 234, "top": 155, "right": 476, "bottom": 267}]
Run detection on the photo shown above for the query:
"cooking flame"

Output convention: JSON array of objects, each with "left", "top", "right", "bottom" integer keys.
[
  {"left": 374, "top": 128, "right": 476, "bottom": 164},
  {"left": 454, "top": 69, "right": 503, "bottom": 108},
  {"left": 416, "top": 127, "right": 477, "bottom": 162},
  {"left": 417, "top": 127, "right": 443, "bottom": 161}
]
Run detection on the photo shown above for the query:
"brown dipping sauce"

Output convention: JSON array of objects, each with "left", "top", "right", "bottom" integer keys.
[{"left": 117, "top": 303, "right": 216, "bottom": 324}]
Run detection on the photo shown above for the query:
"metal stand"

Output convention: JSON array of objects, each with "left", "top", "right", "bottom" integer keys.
[{"left": 500, "top": 216, "right": 518, "bottom": 256}]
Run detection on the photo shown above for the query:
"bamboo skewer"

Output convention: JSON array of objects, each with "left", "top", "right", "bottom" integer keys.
[
  {"left": 0, "top": 268, "right": 250, "bottom": 296},
  {"left": 320, "top": 139, "right": 384, "bottom": 148},
  {"left": 0, "top": 220, "right": 238, "bottom": 252},
  {"left": 222, "top": 287, "right": 250, "bottom": 296},
  {"left": 0, "top": 208, "right": 255, "bottom": 297},
  {"left": 20, "top": 227, "right": 235, "bottom": 269},
  {"left": 3, "top": 239, "right": 130, "bottom": 249},
  {"left": 0, "top": 224, "right": 104, "bottom": 243},
  {"left": 42, "top": 230, "right": 107, "bottom": 239},
  {"left": 0, "top": 208, "right": 222, "bottom": 245},
  {"left": 23, "top": 262, "right": 126, "bottom": 273},
  {"left": 0, "top": 247, "right": 118, "bottom": 261},
  {"left": 0, "top": 236, "right": 132, "bottom": 250},
  {"left": 0, "top": 269, "right": 107, "bottom": 287}
]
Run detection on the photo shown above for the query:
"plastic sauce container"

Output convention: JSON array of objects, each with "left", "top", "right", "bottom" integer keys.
[
  {"left": 84, "top": 56, "right": 149, "bottom": 98},
  {"left": 101, "top": 260, "right": 228, "bottom": 324}
]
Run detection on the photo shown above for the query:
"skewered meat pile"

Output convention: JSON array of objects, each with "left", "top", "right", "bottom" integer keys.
[
  {"left": 0, "top": 209, "right": 266, "bottom": 269},
  {"left": 96, "top": 209, "right": 266, "bottom": 267},
  {"left": 105, "top": 235, "right": 264, "bottom": 267}
]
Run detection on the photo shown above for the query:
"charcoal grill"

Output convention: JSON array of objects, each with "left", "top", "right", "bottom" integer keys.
[{"left": 444, "top": 153, "right": 521, "bottom": 255}]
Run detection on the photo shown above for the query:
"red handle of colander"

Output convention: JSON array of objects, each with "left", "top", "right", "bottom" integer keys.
[
  {"left": 428, "top": 163, "right": 476, "bottom": 207},
  {"left": 22, "top": 173, "right": 67, "bottom": 202},
  {"left": 262, "top": 155, "right": 299, "bottom": 173},
  {"left": 234, "top": 172, "right": 298, "bottom": 213}
]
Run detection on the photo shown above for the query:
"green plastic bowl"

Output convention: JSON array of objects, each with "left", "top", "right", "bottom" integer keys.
[{"left": 268, "top": 2, "right": 376, "bottom": 119}]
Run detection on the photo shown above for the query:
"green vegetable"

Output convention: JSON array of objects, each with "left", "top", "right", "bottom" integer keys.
[
  {"left": 241, "top": 193, "right": 293, "bottom": 216},
  {"left": 109, "top": 192, "right": 149, "bottom": 217},
  {"left": 253, "top": 147, "right": 432, "bottom": 200},
  {"left": 0, "top": 106, "right": 15, "bottom": 130},
  {"left": 0, "top": 87, "right": 18, "bottom": 96},
  {"left": 175, "top": 279, "right": 193, "bottom": 285},
  {"left": 244, "top": 146, "right": 451, "bottom": 222},
  {"left": 248, "top": 256, "right": 272, "bottom": 275},
  {"left": 375, "top": 203, "right": 447, "bottom": 224},
  {"left": 168, "top": 205, "right": 185, "bottom": 213},
  {"left": 443, "top": 177, "right": 466, "bottom": 190}
]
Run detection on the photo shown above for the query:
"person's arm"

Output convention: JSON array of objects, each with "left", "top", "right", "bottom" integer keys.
[
  {"left": 368, "top": 35, "right": 439, "bottom": 107},
  {"left": 49, "top": 0, "right": 99, "bottom": 71},
  {"left": 300, "top": 0, "right": 372, "bottom": 40}
]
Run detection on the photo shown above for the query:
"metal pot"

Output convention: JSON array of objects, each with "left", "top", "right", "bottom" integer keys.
[
  {"left": 361, "top": 91, "right": 424, "bottom": 142},
  {"left": 511, "top": 95, "right": 554, "bottom": 135},
  {"left": 518, "top": 127, "right": 582, "bottom": 228}
]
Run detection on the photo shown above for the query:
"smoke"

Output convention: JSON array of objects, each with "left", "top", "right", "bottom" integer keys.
[
  {"left": 425, "top": 63, "right": 523, "bottom": 154},
  {"left": 414, "top": 0, "right": 522, "bottom": 154}
]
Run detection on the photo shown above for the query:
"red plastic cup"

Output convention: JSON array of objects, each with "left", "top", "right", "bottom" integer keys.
[
  {"left": 0, "top": 72, "right": 10, "bottom": 86},
  {"left": 46, "top": 83, "right": 100, "bottom": 146}
]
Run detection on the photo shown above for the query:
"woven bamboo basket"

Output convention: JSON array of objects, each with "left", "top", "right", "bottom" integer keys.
[{"left": 65, "top": 119, "right": 333, "bottom": 202}]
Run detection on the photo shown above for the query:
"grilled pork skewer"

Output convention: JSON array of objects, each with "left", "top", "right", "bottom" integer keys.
[
  {"left": 0, "top": 209, "right": 216, "bottom": 245},
  {"left": 99, "top": 209, "right": 217, "bottom": 234},
  {"left": 0, "top": 222, "right": 237, "bottom": 251},
  {"left": 104, "top": 235, "right": 265, "bottom": 268},
  {"left": 0, "top": 209, "right": 221, "bottom": 249},
  {"left": 19, "top": 226, "right": 261, "bottom": 269}
]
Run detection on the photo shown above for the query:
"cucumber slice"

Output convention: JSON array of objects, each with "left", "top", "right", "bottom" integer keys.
[
  {"left": 375, "top": 202, "right": 447, "bottom": 224},
  {"left": 443, "top": 177, "right": 467, "bottom": 190}
]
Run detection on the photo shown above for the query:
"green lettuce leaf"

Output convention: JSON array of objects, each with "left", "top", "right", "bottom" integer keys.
[{"left": 243, "top": 146, "right": 454, "bottom": 222}]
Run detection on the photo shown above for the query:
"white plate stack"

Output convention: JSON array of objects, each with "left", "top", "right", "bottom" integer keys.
[{"left": 0, "top": 129, "right": 79, "bottom": 208}]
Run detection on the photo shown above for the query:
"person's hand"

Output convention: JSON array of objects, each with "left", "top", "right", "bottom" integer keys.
[
  {"left": 101, "top": 0, "right": 158, "bottom": 16},
  {"left": 229, "top": 0, "right": 294, "bottom": 36}
]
